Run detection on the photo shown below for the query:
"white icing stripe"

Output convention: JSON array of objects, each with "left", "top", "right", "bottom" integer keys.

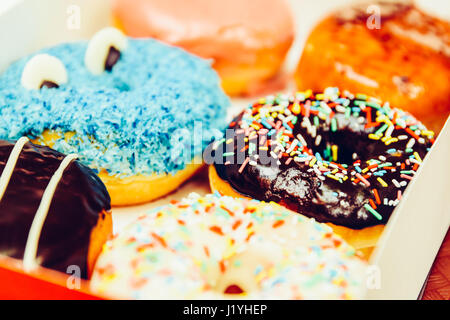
[
  {"left": 0, "top": 137, "right": 29, "bottom": 202},
  {"left": 23, "top": 153, "right": 78, "bottom": 272}
]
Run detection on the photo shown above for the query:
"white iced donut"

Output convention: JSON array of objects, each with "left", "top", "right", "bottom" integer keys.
[{"left": 91, "top": 194, "right": 368, "bottom": 299}]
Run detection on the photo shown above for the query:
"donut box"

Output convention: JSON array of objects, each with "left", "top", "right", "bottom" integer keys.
[{"left": 0, "top": 0, "right": 449, "bottom": 300}]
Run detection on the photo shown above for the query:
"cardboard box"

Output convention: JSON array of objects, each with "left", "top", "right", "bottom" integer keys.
[{"left": 0, "top": 0, "right": 448, "bottom": 299}]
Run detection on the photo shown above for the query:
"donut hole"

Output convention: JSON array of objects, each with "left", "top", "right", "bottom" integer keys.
[
  {"left": 216, "top": 246, "right": 281, "bottom": 297},
  {"left": 224, "top": 284, "right": 245, "bottom": 295},
  {"left": 311, "top": 127, "right": 376, "bottom": 165}
]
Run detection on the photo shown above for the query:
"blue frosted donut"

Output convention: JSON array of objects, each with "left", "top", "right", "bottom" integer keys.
[{"left": 0, "top": 33, "right": 229, "bottom": 205}]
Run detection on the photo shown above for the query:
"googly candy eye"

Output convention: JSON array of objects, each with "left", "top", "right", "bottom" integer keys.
[
  {"left": 21, "top": 54, "right": 68, "bottom": 90},
  {"left": 85, "top": 27, "right": 128, "bottom": 75}
]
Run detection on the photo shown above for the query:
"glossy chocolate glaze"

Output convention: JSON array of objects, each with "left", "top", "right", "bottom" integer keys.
[
  {"left": 213, "top": 93, "right": 433, "bottom": 229},
  {"left": 0, "top": 140, "right": 111, "bottom": 278}
]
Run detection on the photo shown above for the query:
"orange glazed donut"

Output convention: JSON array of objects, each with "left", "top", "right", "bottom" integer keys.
[
  {"left": 112, "top": 0, "right": 295, "bottom": 96},
  {"left": 295, "top": 0, "right": 450, "bottom": 133}
]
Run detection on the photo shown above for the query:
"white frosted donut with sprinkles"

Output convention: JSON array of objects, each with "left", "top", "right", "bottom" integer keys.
[{"left": 91, "top": 193, "right": 367, "bottom": 299}]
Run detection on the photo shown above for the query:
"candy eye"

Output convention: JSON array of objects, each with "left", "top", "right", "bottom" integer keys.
[
  {"left": 84, "top": 27, "right": 128, "bottom": 75},
  {"left": 21, "top": 54, "right": 68, "bottom": 90}
]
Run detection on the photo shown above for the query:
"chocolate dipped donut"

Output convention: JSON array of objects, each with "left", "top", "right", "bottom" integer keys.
[
  {"left": 0, "top": 138, "right": 112, "bottom": 279},
  {"left": 209, "top": 88, "right": 434, "bottom": 251}
]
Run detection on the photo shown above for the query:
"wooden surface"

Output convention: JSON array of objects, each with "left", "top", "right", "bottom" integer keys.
[{"left": 422, "top": 229, "right": 450, "bottom": 300}]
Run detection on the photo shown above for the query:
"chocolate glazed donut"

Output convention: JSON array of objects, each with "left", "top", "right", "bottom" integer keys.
[
  {"left": 0, "top": 139, "right": 111, "bottom": 279},
  {"left": 211, "top": 88, "right": 434, "bottom": 230}
]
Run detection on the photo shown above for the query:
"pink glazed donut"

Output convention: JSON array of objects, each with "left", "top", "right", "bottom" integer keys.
[{"left": 112, "top": 0, "right": 295, "bottom": 96}]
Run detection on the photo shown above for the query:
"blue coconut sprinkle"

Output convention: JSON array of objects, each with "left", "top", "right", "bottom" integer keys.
[{"left": 0, "top": 38, "right": 230, "bottom": 177}]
